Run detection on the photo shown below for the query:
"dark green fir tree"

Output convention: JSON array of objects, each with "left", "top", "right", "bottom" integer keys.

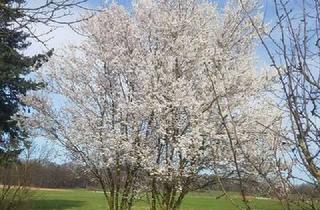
[{"left": 0, "top": 0, "right": 51, "bottom": 166}]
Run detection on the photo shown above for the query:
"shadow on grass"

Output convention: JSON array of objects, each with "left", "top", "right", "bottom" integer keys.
[{"left": 31, "top": 199, "right": 86, "bottom": 210}]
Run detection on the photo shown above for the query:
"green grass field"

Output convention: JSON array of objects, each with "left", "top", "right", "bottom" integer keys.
[{"left": 30, "top": 189, "right": 283, "bottom": 210}]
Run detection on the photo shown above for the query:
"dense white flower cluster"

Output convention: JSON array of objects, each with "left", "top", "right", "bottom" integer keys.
[{"left": 24, "top": 0, "right": 284, "bottom": 209}]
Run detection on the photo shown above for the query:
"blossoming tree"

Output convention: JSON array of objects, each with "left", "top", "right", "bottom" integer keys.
[{"left": 24, "top": 0, "right": 284, "bottom": 210}]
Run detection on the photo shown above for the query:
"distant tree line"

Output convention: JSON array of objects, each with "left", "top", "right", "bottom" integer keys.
[{"left": 0, "top": 160, "right": 98, "bottom": 189}]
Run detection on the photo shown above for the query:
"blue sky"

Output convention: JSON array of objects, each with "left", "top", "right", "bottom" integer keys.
[{"left": 90, "top": 0, "right": 132, "bottom": 7}]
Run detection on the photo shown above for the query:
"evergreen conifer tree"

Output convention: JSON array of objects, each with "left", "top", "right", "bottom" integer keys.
[{"left": 0, "top": 0, "right": 51, "bottom": 165}]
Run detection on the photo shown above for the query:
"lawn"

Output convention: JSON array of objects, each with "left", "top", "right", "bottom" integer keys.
[{"left": 30, "top": 189, "right": 283, "bottom": 210}]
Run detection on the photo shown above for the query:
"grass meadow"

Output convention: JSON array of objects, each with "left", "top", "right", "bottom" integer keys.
[{"left": 30, "top": 189, "right": 283, "bottom": 210}]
